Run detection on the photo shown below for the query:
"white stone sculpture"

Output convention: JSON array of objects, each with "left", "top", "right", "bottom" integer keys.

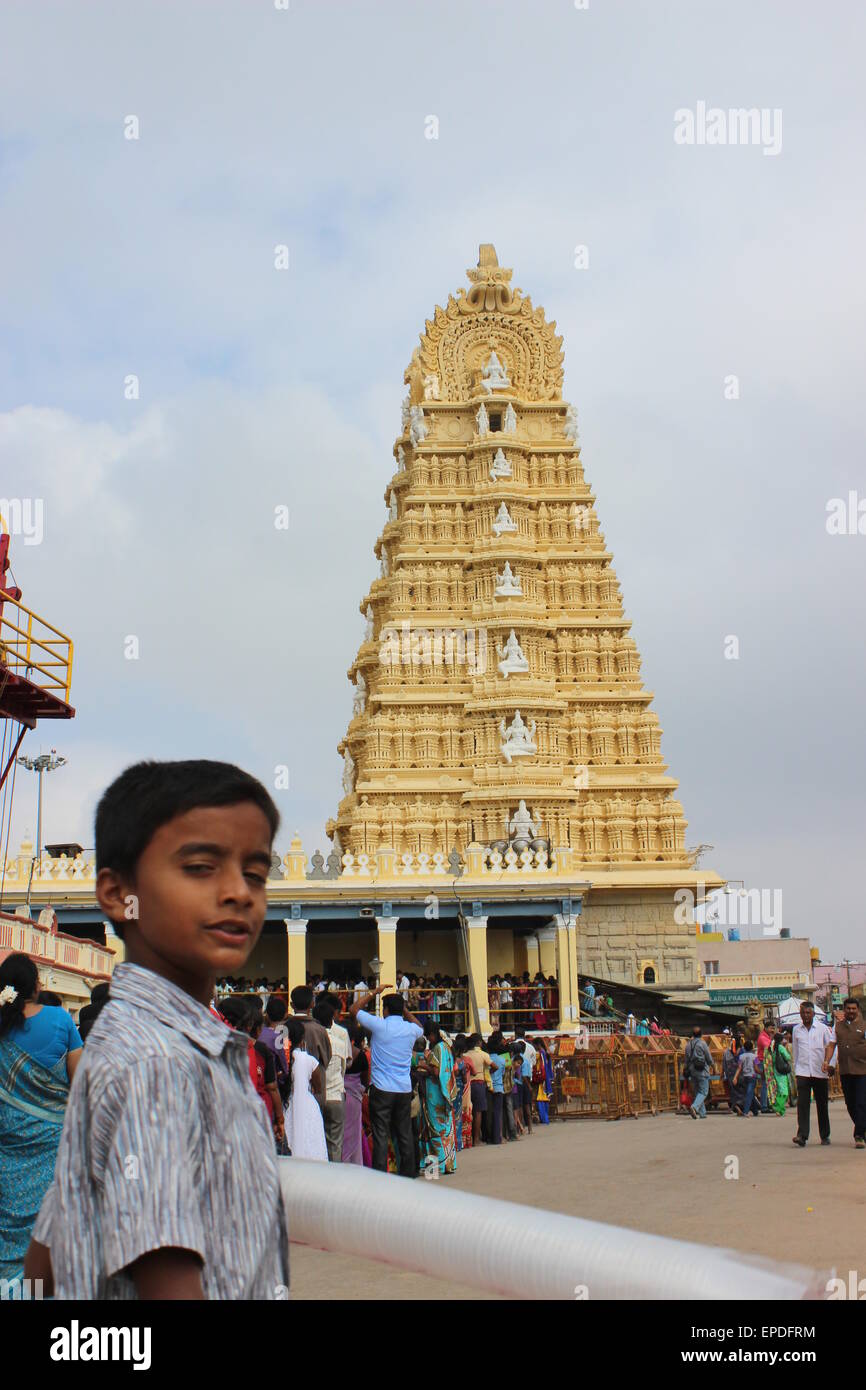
[
  {"left": 476, "top": 402, "right": 489, "bottom": 437},
  {"left": 481, "top": 349, "right": 511, "bottom": 394},
  {"left": 379, "top": 550, "right": 390, "bottom": 578},
  {"left": 489, "top": 447, "right": 512, "bottom": 481},
  {"left": 503, "top": 402, "right": 517, "bottom": 434},
  {"left": 423, "top": 373, "right": 440, "bottom": 401},
  {"left": 409, "top": 405, "right": 427, "bottom": 445},
  {"left": 396, "top": 445, "right": 405, "bottom": 472},
  {"left": 564, "top": 403, "right": 579, "bottom": 443},
  {"left": 401, "top": 394, "right": 411, "bottom": 430},
  {"left": 492, "top": 501, "right": 518, "bottom": 536},
  {"left": 495, "top": 561, "right": 523, "bottom": 596},
  {"left": 364, "top": 605, "right": 374, "bottom": 641},
  {"left": 342, "top": 751, "right": 356, "bottom": 794},
  {"left": 508, "top": 799, "right": 538, "bottom": 839},
  {"left": 572, "top": 503, "right": 591, "bottom": 535},
  {"left": 389, "top": 491, "right": 398, "bottom": 522},
  {"left": 499, "top": 709, "right": 537, "bottom": 763},
  {"left": 497, "top": 629, "right": 529, "bottom": 677},
  {"left": 352, "top": 673, "right": 366, "bottom": 716}
]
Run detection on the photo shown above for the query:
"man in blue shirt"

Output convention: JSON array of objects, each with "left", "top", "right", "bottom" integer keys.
[{"left": 350, "top": 984, "right": 424, "bottom": 1177}]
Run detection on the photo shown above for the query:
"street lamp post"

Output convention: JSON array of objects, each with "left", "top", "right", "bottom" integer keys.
[{"left": 16, "top": 750, "right": 67, "bottom": 909}]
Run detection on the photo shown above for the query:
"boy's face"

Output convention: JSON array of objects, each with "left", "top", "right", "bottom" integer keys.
[{"left": 97, "top": 801, "right": 272, "bottom": 1000}]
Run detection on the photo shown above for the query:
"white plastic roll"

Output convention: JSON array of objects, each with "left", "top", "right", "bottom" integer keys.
[{"left": 280, "top": 1160, "right": 827, "bottom": 1300}]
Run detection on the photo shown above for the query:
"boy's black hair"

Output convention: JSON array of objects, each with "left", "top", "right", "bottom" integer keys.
[
  {"left": 265, "top": 997, "right": 287, "bottom": 1023},
  {"left": 95, "top": 759, "right": 280, "bottom": 881}
]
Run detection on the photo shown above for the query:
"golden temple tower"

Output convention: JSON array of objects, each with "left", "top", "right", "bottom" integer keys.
[{"left": 328, "top": 245, "right": 691, "bottom": 882}]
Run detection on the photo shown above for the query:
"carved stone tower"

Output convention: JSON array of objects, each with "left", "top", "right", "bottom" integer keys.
[{"left": 327, "top": 244, "right": 692, "bottom": 900}]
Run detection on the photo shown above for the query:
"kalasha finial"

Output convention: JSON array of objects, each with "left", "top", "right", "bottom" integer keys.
[{"left": 478, "top": 243, "right": 499, "bottom": 268}]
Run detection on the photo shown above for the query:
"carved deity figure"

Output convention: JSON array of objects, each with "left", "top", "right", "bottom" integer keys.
[
  {"left": 476, "top": 401, "right": 490, "bottom": 437},
  {"left": 494, "top": 560, "right": 522, "bottom": 596},
  {"left": 497, "top": 628, "right": 529, "bottom": 678},
  {"left": 352, "top": 672, "right": 367, "bottom": 716},
  {"left": 409, "top": 405, "right": 427, "bottom": 445},
  {"left": 364, "top": 605, "right": 374, "bottom": 642},
  {"left": 489, "top": 447, "right": 511, "bottom": 481},
  {"left": 499, "top": 709, "right": 537, "bottom": 763},
  {"left": 480, "top": 349, "right": 511, "bottom": 394},
  {"left": 423, "top": 373, "right": 440, "bottom": 401},
  {"left": 389, "top": 491, "right": 398, "bottom": 522},
  {"left": 396, "top": 444, "right": 405, "bottom": 472},
  {"left": 401, "top": 394, "right": 411, "bottom": 430},
  {"left": 503, "top": 402, "right": 517, "bottom": 434},
  {"left": 564, "top": 402, "right": 579, "bottom": 443},
  {"left": 492, "top": 501, "right": 517, "bottom": 536},
  {"left": 508, "top": 799, "right": 538, "bottom": 840},
  {"left": 342, "top": 750, "right": 356, "bottom": 795}
]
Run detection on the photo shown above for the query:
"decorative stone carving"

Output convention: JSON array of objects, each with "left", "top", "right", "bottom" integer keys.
[
  {"left": 409, "top": 405, "right": 427, "bottom": 445},
  {"left": 564, "top": 402, "right": 579, "bottom": 443},
  {"left": 489, "top": 447, "right": 511, "bottom": 481},
  {"left": 423, "top": 373, "right": 440, "bottom": 400},
  {"left": 503, "top": 402, "right": 517, "bottom": 434},
  {"left": 480, "top": 348, "right": 511, "bottom": 394},
  {"left": 508, "top": 799, "right": 537, "bottom": 840},
  {"left": 401, "top": 394, "right": 411, "bottom": 430},
  {"left": 389, "top": 491, "right": 398, "bottom": 522},
  {"left": 494, "top": 560, "right": 522, "bottom": 596},
  {"left": 364, "top": 605, "right": 374, "bottom": 641},
  {"left": 492, "top": 502, "right": 517, "bottom": 536},
  {"left": 476, "top": 402, "right": 489, "bottom": 437},
  {"left": 352, "top": 673, "right": 366, "bottom": 716},
  {"left": 396, "top": 445, "right": 405, "bottom": 472},
  {"left": 342, "top": 751, "right": 356, "bottom": 795},
  {"left": 497, "top": 629, "right": 529, "bottom": 677},
  {"left": 499, "top": 709, "right": 537, "bottom": 763}
]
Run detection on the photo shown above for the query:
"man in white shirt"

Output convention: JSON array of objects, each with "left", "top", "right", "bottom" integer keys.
[
  {"left": 314, "top": 995, "right": 352, "bottom": 1162},
  {"left": 398, "top": 973, "right": 410, "bottom": 1000},
  {"left": 353, "top": 977, "right": 369, "bottom": 1005},
  {"left": 792, "top": 1001, "right": 836, "bottom": 1147},
  {"left": 520, "top": 1034, "right": 537, "bottom": 1071}
]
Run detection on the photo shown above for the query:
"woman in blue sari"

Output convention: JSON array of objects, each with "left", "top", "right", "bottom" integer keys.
[
  {"left": 0, "top": 953, "right": 82, "bottom": 1286},
  {"left": 418, "top": 1023, "right": 457, "bottom": 1174}
]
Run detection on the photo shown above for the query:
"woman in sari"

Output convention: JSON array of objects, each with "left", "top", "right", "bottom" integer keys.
[
  {"left": 531, "top": 974, "right": 547, "bottom": 1032},
  {"left": 417, "top": 1023, "right": 457, "bottom": 1174},
  {"left": 771, "top": 1029, "right": 792, "bottom": 1116},
  {"left": 451, "top": 1036, "right": 474, "bottom": 1151},
  {"left": 534, "top": 1037, "right": 555, "bottom": 1124},
  {"left": 0, "top": 953, "right": 82, "bottom": 1285}
]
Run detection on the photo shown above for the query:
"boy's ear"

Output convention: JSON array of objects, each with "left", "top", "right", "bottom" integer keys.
[{"left": 96, "top": 867, "right": 136, "bottom": 927}]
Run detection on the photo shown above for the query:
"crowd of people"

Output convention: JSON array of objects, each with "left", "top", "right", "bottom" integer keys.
[
  {"left": 215, "top": 971, "right": 568, "bottom": 1035},
  {"left": 211, "top": 978, "right": 560, "bottom": 1175}
]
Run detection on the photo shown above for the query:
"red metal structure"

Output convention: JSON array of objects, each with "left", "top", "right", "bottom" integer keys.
[{"left": 0, "top": 532, "right": 75, "bottom": 791}]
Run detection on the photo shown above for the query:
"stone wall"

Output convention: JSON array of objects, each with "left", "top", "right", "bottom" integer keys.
[{"left": 578, "top": 889, "right": 700, "bottom": 992}]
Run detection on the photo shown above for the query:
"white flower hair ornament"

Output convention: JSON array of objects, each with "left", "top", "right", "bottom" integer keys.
[{"left": 0, "top": 985, "right": 18, "bottom": 1006}]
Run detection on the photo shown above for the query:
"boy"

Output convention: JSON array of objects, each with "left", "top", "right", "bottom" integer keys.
[{"left": 26, "top": 759, "right": 290, "bottom": 1299}]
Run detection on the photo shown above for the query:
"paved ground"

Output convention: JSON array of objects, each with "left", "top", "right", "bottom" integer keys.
[{"left": 290, "top": 1102, "right": 865, "bottom": 1299}]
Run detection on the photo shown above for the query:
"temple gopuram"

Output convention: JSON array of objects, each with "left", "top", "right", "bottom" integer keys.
[{"left": 3, "top": 248, "right": 723, "bottom": 1031}]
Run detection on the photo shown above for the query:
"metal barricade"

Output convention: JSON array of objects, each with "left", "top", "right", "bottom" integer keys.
[{"left": 551, "top": 1037, "right": 627, "bottom": 1119}]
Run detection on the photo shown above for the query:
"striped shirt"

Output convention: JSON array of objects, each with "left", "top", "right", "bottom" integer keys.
[{"left": 34, "top": 962, "right": 289, "bottom": 1300}]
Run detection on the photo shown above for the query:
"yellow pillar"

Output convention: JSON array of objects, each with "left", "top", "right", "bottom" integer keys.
[
  {"left": 465, "top": 914, "right": 490, "bottom": 1035},
  {"left": 552, "top": 912, "right": 580, "bottom": 1032},
  {"left": 375, "top": 916, "right": 398, "bottom": 1016},
  {"left": 524, "top": 932, "right": 540, "bottom": 980},
  {"left": 284, "top": 917, "right": 308, "bottom": 998},
  {"left": 536, "top": 927, "right": 557, "bottom": 977}
]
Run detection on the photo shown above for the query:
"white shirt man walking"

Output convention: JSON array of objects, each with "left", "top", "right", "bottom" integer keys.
[{"left": 791, "top": 1001, "right": 836, "bottom": 1147}]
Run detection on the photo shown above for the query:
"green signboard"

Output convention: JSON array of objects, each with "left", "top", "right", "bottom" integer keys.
[{"left": 708, "top": 987, "right": 790, "bottom": 1005}]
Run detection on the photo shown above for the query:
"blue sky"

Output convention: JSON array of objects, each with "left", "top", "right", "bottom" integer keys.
[{"left": 1, "top": 0, "right": 864, "bottom": 956}]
